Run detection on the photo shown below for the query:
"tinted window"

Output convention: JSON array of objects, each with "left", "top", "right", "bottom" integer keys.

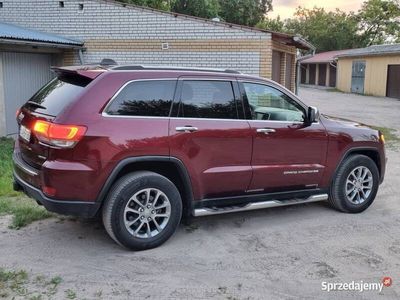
[
  {"left": 243, "top": 83, "right": 305, "bottom": 122},
  {"left": 27, "top": 75, "right": 90, "bottom": 116},
  {"left": 178, "top": 81, "right": 237, "bottom": 119},
  {"left": 106, "top": 80, "right": 176, "bottom": 116}
]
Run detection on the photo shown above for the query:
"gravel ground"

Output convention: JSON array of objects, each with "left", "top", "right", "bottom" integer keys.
[{"left": 1, "top": 88, "right": 399, "bottom": 300}]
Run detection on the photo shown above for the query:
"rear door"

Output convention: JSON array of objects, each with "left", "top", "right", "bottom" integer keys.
[
  {"left": 240, "top": 81, "right": 328, "bottom": 192},
  {"left": 169, "top": 77, "right": 252, "bottom": 200}
]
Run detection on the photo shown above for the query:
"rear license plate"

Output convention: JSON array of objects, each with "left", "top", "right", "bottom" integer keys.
[{"left": 19, "top": 125, "right": 31, "bottom": 142}]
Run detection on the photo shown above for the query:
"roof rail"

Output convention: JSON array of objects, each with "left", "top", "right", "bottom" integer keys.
[{"left": 110, "top": 65, "right": 242, "bottom": 74}]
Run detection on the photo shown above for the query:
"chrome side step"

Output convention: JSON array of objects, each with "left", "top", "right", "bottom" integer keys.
[{"left": 193, "top": 194, "right": 328, "bottom": 217}]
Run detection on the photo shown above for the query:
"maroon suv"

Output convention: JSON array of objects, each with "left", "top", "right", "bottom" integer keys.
[{"left": 13, "top": 64, "right": 386, "bottom": 250}]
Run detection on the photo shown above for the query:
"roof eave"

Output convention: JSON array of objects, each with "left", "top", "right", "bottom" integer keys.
[
  {"left": 337, "top": 51, "right": 400, "bottom": 59},
  {"left": 0, "top": 38, "right": 84, "bottom": 49}
]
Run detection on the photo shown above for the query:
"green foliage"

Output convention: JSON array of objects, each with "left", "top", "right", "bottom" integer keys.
[
  {"left": 0, "top": 138, "right": 19, "bottom": 197},
  {"left": 117, "top": 0, "right": 272, "bottom": 26},
  {"left": 118, "top": 0, "right": 172, "bottom": 11},
  {"left": 172, "top": 0, "right": 220, "bottom": 19},
  {"left": 0, "top": 268, "right": 63, "bottom": 299},
  {"left": 285, "top": 7, "right": 363, "bottom": 52},
  {"left": 218, "top": 0, "right": 272, "bottom": 26},
  {"left": 0, "top": 138, "right": 52, "bottom": 228},
  {"left": 358, "top": 0, "right": 400, "bottom": 45},
  {"left": 258, "top": 0, "right": 400, "bottom": 51},
  {"left": 256, "top": 16, "right": 285, "bottom": 32}
]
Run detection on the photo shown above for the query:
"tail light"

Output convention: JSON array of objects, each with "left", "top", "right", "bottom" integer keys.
[{"left": 33, "top": 120, "right": 86, "bottom": 148}]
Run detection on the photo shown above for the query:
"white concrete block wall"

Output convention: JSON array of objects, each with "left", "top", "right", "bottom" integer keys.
[
  {"left": 0, "top": 0, "right": 269, "bottom": 41},
  {"left": 81, "top": 51, "right": 261, "bottom": 75}
]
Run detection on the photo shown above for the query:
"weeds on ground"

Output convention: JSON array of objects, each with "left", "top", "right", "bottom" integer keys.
[
  {"left": 0, "top": 268, "right": 63, "bottom": 299},
  {"left": 0, "top": 138, "right": 52, "bottom": 228},
  {"left": 370, "top": 126, "right": 400, "bottom": 149}
]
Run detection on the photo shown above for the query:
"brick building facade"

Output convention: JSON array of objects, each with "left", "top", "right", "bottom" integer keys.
[{"left": 0, "top": 0, "right": 311, "bottom": 135}]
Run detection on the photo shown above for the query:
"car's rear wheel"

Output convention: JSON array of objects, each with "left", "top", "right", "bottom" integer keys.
[
  {"left": 102, "top": 171, "right": 182, "bottom": 250},
  {"left": 329, "top": 154, "right": 379, "bottom": 213}
]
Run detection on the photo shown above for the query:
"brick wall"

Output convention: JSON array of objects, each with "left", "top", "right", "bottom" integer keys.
[{"left": 0, "top": 0, "right": 299, "bottom": 90}]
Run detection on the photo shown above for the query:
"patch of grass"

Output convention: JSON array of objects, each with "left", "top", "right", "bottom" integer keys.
[
  {"left": 0, "top": 138, "right": 52, "bottom": 228},
  {"left": 371, "top": 126, "right": 400, "bottom": 144},
  {"left": 0, "top": 137, "right": 19, "bottom": 197},
  {"left": 0, "top": 268, "right": 63, "bottom": 299},
  {"left": 0, "top": 196, "right": 52, "bottom": 229},
  {"left": 65, "top": 289, "right": 77, "bottom": 299},
  {"left": 371, "top": 126, "right": 400, "bottom": 150},
  {"left": 325, "top": 88, "right": 344, "bottom": 93},
  {"left": 0, "top": 268, "right": 28, "bottom": 297}
]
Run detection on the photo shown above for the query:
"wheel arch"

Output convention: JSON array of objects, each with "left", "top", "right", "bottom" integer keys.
[
  {"left": 96, "top": 156, "right": 194, "bottom": 219},
  {"left": 331, "top": 147, "right": 382, "bottom": 185}
]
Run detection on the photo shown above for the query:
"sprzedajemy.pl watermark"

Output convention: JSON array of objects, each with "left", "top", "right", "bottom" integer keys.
[{"left": 322, "top": 277, "right": 392, "bottom": 293}]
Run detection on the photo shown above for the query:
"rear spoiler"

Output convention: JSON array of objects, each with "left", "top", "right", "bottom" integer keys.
[{"left": 51, "top": 65, "right": 106, "bottom": 80}]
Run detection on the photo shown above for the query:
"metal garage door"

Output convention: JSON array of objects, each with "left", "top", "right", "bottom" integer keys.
[
  {"left": 351, "top": 60, "right": 366, "bottom": 94},
  {"left": 2, "top": 52, "right": 55, "bottom": 135},
  {"left": 387, "top": 65, "right": 400, "bottom": 99}
]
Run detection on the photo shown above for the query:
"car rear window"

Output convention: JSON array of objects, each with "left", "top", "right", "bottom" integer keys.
[{"left": 26, "top": 75, "right": 91, "bottom": 116}]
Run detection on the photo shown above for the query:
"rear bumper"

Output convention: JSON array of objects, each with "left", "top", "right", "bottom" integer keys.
[{"left": 13, "top": 172, "right": 101, "bottom": 218}]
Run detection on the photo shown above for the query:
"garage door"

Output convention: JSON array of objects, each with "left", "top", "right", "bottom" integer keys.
[
  {"left": 2, "top": 52, "right": 55, "bottom": 135},
  {"left": 387, "top": 65, "right": 400, "bottom": 99}
]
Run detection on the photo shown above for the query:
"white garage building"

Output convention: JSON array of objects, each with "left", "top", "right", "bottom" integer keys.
[{"left": 0, "top": 22, "right": 83, "bottom": 136}]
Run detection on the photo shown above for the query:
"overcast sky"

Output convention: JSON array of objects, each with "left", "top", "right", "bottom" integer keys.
[{"left": 269, "top": 0, "right": 365, "bottom": 19}]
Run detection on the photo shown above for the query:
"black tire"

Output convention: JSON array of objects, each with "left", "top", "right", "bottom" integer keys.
[
  {"left": 102, "top": 171, "right": 182, "bottom": 250},
  {"left": 329, "top": 154, "right": 379, "bottom": 213}
]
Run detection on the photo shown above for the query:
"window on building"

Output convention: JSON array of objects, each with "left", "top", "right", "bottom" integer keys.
[
  {"left": 105, "top": 80, "right": 176, "bottom": 117},
  {"left": 177, "top": 81, "right": 237, "bottom": 119}
]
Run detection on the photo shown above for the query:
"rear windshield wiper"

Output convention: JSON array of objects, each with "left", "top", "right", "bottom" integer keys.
[{"left": 26, "top": 101, "right": 46, "bottom": 110}]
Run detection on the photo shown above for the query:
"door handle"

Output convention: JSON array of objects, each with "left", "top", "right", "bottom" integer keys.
[
  {"left": 256, "top": 128, "right": 276, "bottom": 134},
  {"left": 176, "top": 126, "right": 198, "bottom": 133}
]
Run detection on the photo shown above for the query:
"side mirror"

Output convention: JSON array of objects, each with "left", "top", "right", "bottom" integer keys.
[{"left": 306, "top": 106, "right": 319, "bottom": 124}]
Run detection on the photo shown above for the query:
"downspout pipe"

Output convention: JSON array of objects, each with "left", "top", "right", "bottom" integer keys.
[
  {"left": 78, "top": 49, "right": 85, "bottom": 65},
  {"left": 294, "top": 37, "right": 316, "bottom": 95}
]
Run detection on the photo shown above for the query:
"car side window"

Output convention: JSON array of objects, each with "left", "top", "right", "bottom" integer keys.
[
  {"left": 177, "top": 80, "right": 238, "bottom": 119},
  {"left": 243, "top": 83, "right": 305, "bottom": 122},
  {"left": 105, "top": 80, "right": 176, "bottom": 116}
]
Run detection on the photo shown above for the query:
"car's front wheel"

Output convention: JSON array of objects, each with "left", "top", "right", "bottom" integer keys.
[
  {"left": 102, "top": 171, "right": 182, "bottom": 250},
  {"left": 329, "top": 154, "right": 379, "bottom": 213}
]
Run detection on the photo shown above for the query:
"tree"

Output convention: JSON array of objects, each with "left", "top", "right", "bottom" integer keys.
[
  {"left": 358, "top": 0, "right": 400, "bottom": 45},
  {"left": 256, "top": 16, "right": 285, "bottom": 32},
  {"left": 172, "top": 0, "right": 220, "bottom": 19},
  {"left": 257, "top": 7, "right": 364, "bottom": 52},
  {"left": 218, "top": 0, "right": 272, "bottom": 27},
  {"left": 118, "top": 0, "right": 172, "bottom": 11},
  {"left": 287, "top": 7, "right": 363, "bottom": 52}
]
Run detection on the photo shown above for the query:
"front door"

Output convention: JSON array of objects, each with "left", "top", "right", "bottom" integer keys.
[
  {"left": 351, "top": 60, "right": 366, "bottom": 94},
  {"left": 169, "top": 78, "right": 253, "bottom": 200},
  {"left": 240, "top": 81, "right": 328, "bottom": 192}
]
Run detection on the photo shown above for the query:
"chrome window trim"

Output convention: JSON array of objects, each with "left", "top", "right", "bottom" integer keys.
[
  {"left": 102, "top": 78, "right": 178, "bottom": 118},
  {"left": 238, "top": 80, "right": 318, "bottom": 124},
  {"left": 175, "top": 77, "right": 241, "bottom": 121},
  {"left": 238, "top": 79, "right": 309, "bottom": 112},
  {"left": 101, "top": 77, "right": 317, "bottom": 124}
]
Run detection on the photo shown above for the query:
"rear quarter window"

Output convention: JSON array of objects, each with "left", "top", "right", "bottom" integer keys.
[
  {"left": 105, "top": 80, "right": 177, "bottom": 117},
  {"left": 26, "top": 75, "right": 90, "bottom": 116}
]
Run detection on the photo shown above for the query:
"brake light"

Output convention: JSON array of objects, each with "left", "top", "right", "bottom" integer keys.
[{"left": 33, "top": 120, "right": 86, "bottom": 148}]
